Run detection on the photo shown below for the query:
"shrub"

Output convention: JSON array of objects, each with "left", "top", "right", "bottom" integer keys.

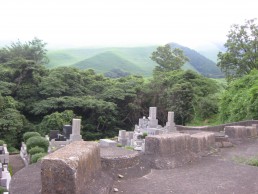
[
  {"left": 28, "top": 146, "right": 45, "bottom": 155},
  {"left": 30, "top": 153, "right": 47, "bottom": 164},
  {"left": 8, "top": 146, "right": 19, "bottom": 154},
  {"left": 0, "top": 186, "right": 7, "bottom": 194},
  {"left": 23, "top": 132, "right": 41, "bottom": 143},
  {"left": 0, "top": 140, "right": 5, "bottom": 146},
  {"left": 26, "top": 136, "right": 49, "bottom": 152}
]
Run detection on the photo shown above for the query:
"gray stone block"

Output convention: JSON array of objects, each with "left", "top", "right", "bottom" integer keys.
[
  {"left": 99, "top": 139, "right": 117, "bottom": 147},
  {"left": 190, "top": 132, "right": 215, "bottom": 153},
  {"left": 41, "top": 141, "right": 101, "bottom": 194},
  {"left": 145, "top": 133, "right": 191, "bottom": 157}
]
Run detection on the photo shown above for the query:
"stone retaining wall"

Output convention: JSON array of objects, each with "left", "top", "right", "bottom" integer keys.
[
  {"left": 41, "top": 141, "right": 102, "bottom": 194},
  {"left": 176, "top": 120, "right": 258, "bottom": 132},
  {"left": 225, "top": 126, "right": 258, "bottom": 139},
  {"left": 144, "top": 132, "right": 216, "bottom": 169}
]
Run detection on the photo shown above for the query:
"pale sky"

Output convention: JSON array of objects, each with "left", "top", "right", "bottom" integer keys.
[{"left": 0, "top": 0, "right": 257, "bottom": 48}]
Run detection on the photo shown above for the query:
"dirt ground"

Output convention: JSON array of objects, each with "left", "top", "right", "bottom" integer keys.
[{"left": 9, "top": 138, "right": 258, "bottom": 194}]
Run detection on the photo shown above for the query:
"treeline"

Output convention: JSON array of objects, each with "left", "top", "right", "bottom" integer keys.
[{"left": 0, "top": 38, "right": 220, "bottom": 149}]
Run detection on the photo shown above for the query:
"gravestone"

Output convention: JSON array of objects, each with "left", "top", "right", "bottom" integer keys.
[
  {"left": 70, "top": 119, "right": 82, "bottom": 141},
  {"left": 63, "top": 125, "right": 72, "bottom": 139},
  {"left": 118, "top": 130, "right": 127, "bottom": 146},
  {"left": 148, "top": 107, "right": 158, "bottom": 128},
  {"left": 49, "top": 130, "right": 59, "bottom": 140},
  {"left": 166, "top": 111, "right": 176, "bottom": 132}
]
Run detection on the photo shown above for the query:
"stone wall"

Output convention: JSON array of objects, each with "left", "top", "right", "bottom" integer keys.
[
  {"left": 176, "top": 120, "right": 258, "bottom": 132},
  {"left": 225, "top": 126, "right": 258, "bottom": 139},
  {"left": 144, "top": 132, "right": 215, "bottom": 169},
  {"left": 41, "top": 141, "right": 102, "bottom": 194}
]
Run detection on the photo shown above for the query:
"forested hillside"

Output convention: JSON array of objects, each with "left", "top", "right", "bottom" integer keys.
[
  {"left": 47, "top": 43, "right": 223, "bottom": 78},
  {"left": 0, "top": 39, "right": 221, "bottom": 150}
]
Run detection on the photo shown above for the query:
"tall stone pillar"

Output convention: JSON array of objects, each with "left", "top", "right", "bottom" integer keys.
[
  {"left": 148, "top": 107, "right": 158, "bottom": 128},
  {"left": 166, "top": 112, "right": 176, "bottom": 132},
  {"left": 70, "top": 119, "right": 82, "bottom": 141}
]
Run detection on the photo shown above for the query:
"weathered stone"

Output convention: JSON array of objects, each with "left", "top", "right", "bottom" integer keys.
[
  {"left": 100, "top": 139, "right": 117, "bottom": 147},
  {"left": 70, "top": 119, "right": 82, "bottom": 141},
  {"left": 225, "top": 126, "right": 257, "bottom": 139},
  {"left": 190, "top": 132, "right": 215, "bottom": 153},
  {"left": 145, "top": 133, "right": 191, "bottom": 157},
  {"left": 246, "top": 126, "right": 257, "bottom": 137},
  {"left": 222, "top": 141, "right": 233, "bottom": 148},
  {"left": 41, "top": 141, "right": 101, "bottom": 194},
  {"left": 225, "top": 126, "right": 245, "bottom": 138},
  {"left": 215, "top": 142, "right": 223, "bottom": 148}
]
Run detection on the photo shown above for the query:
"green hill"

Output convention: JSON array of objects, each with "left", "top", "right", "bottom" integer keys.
[
  {"left": 47, "top": 43, "right": 223, "bottom": 78},
  {"left": 73, "top": 51, "right": 148, "bottom": 76},
  {"left": 170, "top": 43, "right": 223, "bottom": 78}
]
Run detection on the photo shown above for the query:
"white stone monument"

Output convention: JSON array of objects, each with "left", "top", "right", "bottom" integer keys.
[
  {"left": 166, "top": 111, "right": 176, "bottom": 132},
  {"left": 70, "top": 119, "right": 82, "bottom": 141},
  {"left": 148, "top": 107, "right": 158, "bottom": 128},
  {"left": 118, "top": 130, "right": 128, "bottom": 146}
]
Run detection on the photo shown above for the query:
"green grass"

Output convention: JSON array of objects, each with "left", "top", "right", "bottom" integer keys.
[{"left": 233, "top": 155, "right": 258, "bottom": 167}]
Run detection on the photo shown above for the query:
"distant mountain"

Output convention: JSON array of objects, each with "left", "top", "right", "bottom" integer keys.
[
  {"left": 193, "top": 42, "right": 226, "bottom": 62},
  {"left": 47, "top": 43, "right": 223, "bottom": 78},
  {"left": 73, "top": 51, "right": 147, "bottom": 76},
  {"left": 170, "top": 43, "right": 223, "bottom": 78}
]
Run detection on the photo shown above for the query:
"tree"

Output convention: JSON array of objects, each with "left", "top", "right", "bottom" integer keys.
[
  {"left": 219, "top": 69, "right": 258, "bottom": 123},
  {"left": 39, "top": 110, "right": 74, "bottom": 135},
  {"left": 217, "top": 18, "right": 258, "bottom": 80},
  {"left": 150, "top": 44, "right": 189, "bottom": 73}
]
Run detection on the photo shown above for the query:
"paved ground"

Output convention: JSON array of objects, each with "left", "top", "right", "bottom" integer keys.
[
  {"left": 114, "top": 138, "right": 258, "bottom": 194},
  {"left": 9, "top": 138, "right": 258, "bottom": 194}
]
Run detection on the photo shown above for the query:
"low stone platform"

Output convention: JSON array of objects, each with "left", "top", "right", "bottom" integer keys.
[{"left": 101, "top": 147, "right": 150, "bottom": 180}]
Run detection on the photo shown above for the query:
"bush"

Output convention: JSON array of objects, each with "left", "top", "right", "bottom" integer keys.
[
  {"left": 7, "top": 146, "right": 19, "bottom": 154},
  {"left": 28, "top": 146, "right": 45, "bottom": 155},
  {"left": 0, "top": 140, "right": 5, "bottom": 146},
  {"left": 30, "top": 153, "right": 47, "bottom": 164},
  {"left": 26, "top": 136, "right": 49, "bottom": 152},
  {"left": 23, "top": 132, "right": 41, "bottom": 143},
  {"left": 0, "top": 186, "right": 7, "bottom": 194}
]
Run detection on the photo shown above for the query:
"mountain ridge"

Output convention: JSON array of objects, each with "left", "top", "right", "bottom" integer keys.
[{"left": 47, "top": 43, "right": 223, "bottom": 78}]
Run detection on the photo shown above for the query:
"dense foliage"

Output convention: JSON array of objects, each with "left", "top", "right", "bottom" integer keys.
[
  {"left": 26, "top": 136, "right": 49, "bottom": 152},
  {"left": 0, "top": 38, "right": 222, "bottom": 148},
  {"left": 219, "top": 69, "right": 258, "bottom": 122},
  {"left": 218, "top": 19, "right": 258, "bottom": 81}
]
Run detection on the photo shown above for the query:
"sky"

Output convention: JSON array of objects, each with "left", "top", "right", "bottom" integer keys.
[{"left": 0, "top": 0, "right": 257, "bottom": 49}]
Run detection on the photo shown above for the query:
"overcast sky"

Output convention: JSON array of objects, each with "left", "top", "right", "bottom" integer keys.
[{"left": 0, "top": 0, "right": 257, "bottom": 48}]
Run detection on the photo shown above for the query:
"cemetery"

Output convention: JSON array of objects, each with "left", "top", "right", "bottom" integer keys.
[{"left": 7, "top": 107, "right": 258, "bottom": 194}]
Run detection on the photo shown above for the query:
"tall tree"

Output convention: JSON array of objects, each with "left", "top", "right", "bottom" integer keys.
[
  {"left": 217, "top": 18, "right": 258, "bottom": 80},
  {"left": 150, "top": 44, "right": 189, "bottom": 73}
]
